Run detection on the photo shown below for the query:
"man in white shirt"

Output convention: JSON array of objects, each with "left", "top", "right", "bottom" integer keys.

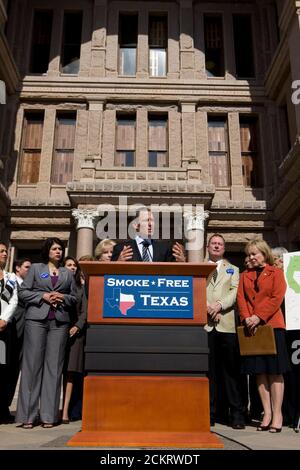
[{"left": 112, "top": 208, "right": 185, "bottom": 262}]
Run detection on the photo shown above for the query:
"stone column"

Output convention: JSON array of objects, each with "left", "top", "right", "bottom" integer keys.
[
  {"left": 106, "top": 2, "right": 118, "bottom": 77},
  {"left": 72, "top": 209, "right": 98, "bottom": 259},
  {"left": 137, "top": 7, "right": 148, "bottom": 78},
  {"left": 91, "top": 0, "right": 107, "bottom": 77},
  {"left": 168, "top": 2, "right": 180, "bottom": 79},
  {"left": 74, "top": 109, "right": 89, "bottom": 181},
  {"left": 168, "top": 108, "right": 181, "bottom": 167},
  {"left": 136, "top": 108, "right": 147, "bottom": 167},
  {"left": 87, "top": 101, "right": 104, "bottom": 163},
  {"left": 101, "top": 109, "right": 116, "bottom": 167},
  {"left": 179, "top": 0, "right": 195, "bottom": 79},
  {"left": 37, "top": 108, "right": 56, "bottom": 197},
  {"left": 181, "top": 102, "right": 197, "bottom": 166},
  {"left": 196, "top": 110, "right": 209, "bottom": 181},
  {"left": 228, "top": 112, "right": 244, "bottom": 201},
  {"left": 79, "top": 4, "right": 93, "bottom": 78},
  {"left": 223, "top": 10, "right": 236, "bottom": 80},
  {"left": 184, "top": 210, "right": 209, "bottom": 262},
  {"left": 48, "top": 8, "right": 63, "bottom": 76}
]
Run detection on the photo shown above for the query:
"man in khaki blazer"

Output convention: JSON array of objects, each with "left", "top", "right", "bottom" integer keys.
[{"left": 205, "top": 234, "right": 245, "bottom": 429}]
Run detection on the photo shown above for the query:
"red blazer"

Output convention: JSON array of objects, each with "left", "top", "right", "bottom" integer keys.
[{"left": 237, "top": 265, "right": 286, "bottom": 329}]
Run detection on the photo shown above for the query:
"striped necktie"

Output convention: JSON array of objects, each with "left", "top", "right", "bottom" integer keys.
[
  {"left": 212, "top": 269, "right": 218, "bottom": 283},
  {"left": 142, "top": 240, "right": 151, "bottom": 262}
]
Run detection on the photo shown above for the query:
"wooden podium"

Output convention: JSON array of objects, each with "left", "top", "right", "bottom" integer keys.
[{"left": 68, "top": 262, "right": 223, "bottom": 448}]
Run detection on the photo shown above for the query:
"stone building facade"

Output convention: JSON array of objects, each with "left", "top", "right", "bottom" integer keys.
[
  {"left": 0, "top": 0, "right": 19, "bottom": 242},
  {"left": 0, "top": 0, "right": 299, "bottom": 264}
]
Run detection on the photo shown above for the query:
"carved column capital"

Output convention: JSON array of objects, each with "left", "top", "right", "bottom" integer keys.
[
  {"left": 72, "top": 209, "right": 98, "bottom": 230},
  {"left": 184, "top": 211, "right": 209, "bottom": 231}
]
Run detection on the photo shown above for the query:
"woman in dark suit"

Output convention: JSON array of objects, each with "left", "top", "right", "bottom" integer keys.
[
  {"left": 0, "top": 242, "right": 18, "bottom": 423},
  {"left": 61, "top": 256, "right": 86, "bottom": 424},
  {"left": 237, "top": 239, "right": 289, "bottom": 433},
  {"left": 16, "top": 238, "right": 77, "bottom": 428}
]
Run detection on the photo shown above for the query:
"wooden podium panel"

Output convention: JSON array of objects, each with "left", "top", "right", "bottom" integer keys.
[
  {"left": 68, "top": 261, "right": 223, "bottom": 448},
  {"left": 68, "top": 375, "right": 223, "bottom": 448}
]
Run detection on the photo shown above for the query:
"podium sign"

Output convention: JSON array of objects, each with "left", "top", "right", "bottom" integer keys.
[
  {"left": 103, "top": 274, "right": 193, "bottom": 319},
  {"left": 68, "top": 262, "right": 223, "bottom": 449}
]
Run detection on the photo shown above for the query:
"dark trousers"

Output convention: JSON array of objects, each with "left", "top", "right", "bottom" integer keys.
[
  {"left": 208, "top": 329, "right": 246, "bottom": 424},
  {"left": 7, "top": 320, "right": 24, "bottom": 406},
  {"left": 0, "top": 325, "right": 13, "bottom": 419}
]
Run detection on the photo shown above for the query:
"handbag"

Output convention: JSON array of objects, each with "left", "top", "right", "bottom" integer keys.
[{"left": 237, "top": 324, "right": 277, "bottom": 356}]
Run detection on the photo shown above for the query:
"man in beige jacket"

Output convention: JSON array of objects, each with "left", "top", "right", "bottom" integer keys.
[{"left": 205, "top": 234, "right": 245, "bottom": 429}]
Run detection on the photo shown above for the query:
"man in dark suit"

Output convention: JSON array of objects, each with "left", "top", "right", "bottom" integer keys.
[
  {"left": 7, "top": 258, "right": 31, "bottom": 407},
  {"left": 111, "top": 208, "right": 185, "bottom": 262}
]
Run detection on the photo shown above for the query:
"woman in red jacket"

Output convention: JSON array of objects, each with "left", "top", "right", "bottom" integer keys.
[{"left": 237, "top": 239, "right": 290, "bottom": 433}]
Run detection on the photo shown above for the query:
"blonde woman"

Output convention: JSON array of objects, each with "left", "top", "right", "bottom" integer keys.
[
  {"left": 237, "top": 239, "right": 290, "bottom": 433},
  {"left": 95, "top": 239, "right": 116, "bottom": 262}
]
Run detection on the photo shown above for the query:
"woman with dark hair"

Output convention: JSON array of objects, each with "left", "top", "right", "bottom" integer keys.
[
  {"left": 16, "top": 238, "right": 77, "bottom": 428},
  {"left": 61, "top": 256, "right": 87, "bottom": 424}
]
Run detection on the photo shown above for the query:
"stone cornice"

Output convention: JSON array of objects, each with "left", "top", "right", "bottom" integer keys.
[
  {"left": 10, "top": 202, "right": 71, "bottom": 218},
  {"left": 66, "top": 182, "right": 215, "bottom": 209},
  {"left": 211, "top": 200, "right": 268, "bottom": 211},
  {"left": 20, "top": 77, "right": 266, "bottom": 104},
  {"left": 67, "top": 180, "right": 215, "bottom": 195}
]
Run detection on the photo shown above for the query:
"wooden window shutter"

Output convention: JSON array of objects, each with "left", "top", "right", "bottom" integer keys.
[
  {"left": 208, "top": 119, "right": 229, "bottom": 187},
  {"left": 19, "top": 114, "right": 44, "bottom": 184},
  {"left": 116, "top": 118, "right": 135, "bottom": 150},
  {"left": 51, "top": 114, "right": 76, "bottom": 184},
  {"left": 240, "top": 119, "right": 259, "bottom": 187},
  {"left": 208, "top": 122, "right": 226, "bottom": 152},
  {"left": 149, "top": 120, "right": 167, "bottom": 151}
]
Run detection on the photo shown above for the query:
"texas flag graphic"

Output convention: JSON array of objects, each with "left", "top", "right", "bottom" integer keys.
[
  {"left": 106, "top": 288, "right": 135, "bottom": 316},
  {"left": 119, "top": 292, "right": 135, "bottom": 315}
]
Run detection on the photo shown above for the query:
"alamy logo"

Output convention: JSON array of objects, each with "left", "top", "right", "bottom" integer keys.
[
  {"left": 291, "top": 340, "right": 300, "bottom": 365},
  {"left": 291, "top": 80, "right": 300, "bottom": 105}
]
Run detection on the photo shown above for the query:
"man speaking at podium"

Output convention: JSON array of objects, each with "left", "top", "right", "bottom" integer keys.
[{"left": 111, "top": 208, "right": 185, "bottom": 262}]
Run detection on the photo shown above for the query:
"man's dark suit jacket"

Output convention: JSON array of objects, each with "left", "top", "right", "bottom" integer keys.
[{"left": 111, "top": 239, "right": 175, "bottom": 262}]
